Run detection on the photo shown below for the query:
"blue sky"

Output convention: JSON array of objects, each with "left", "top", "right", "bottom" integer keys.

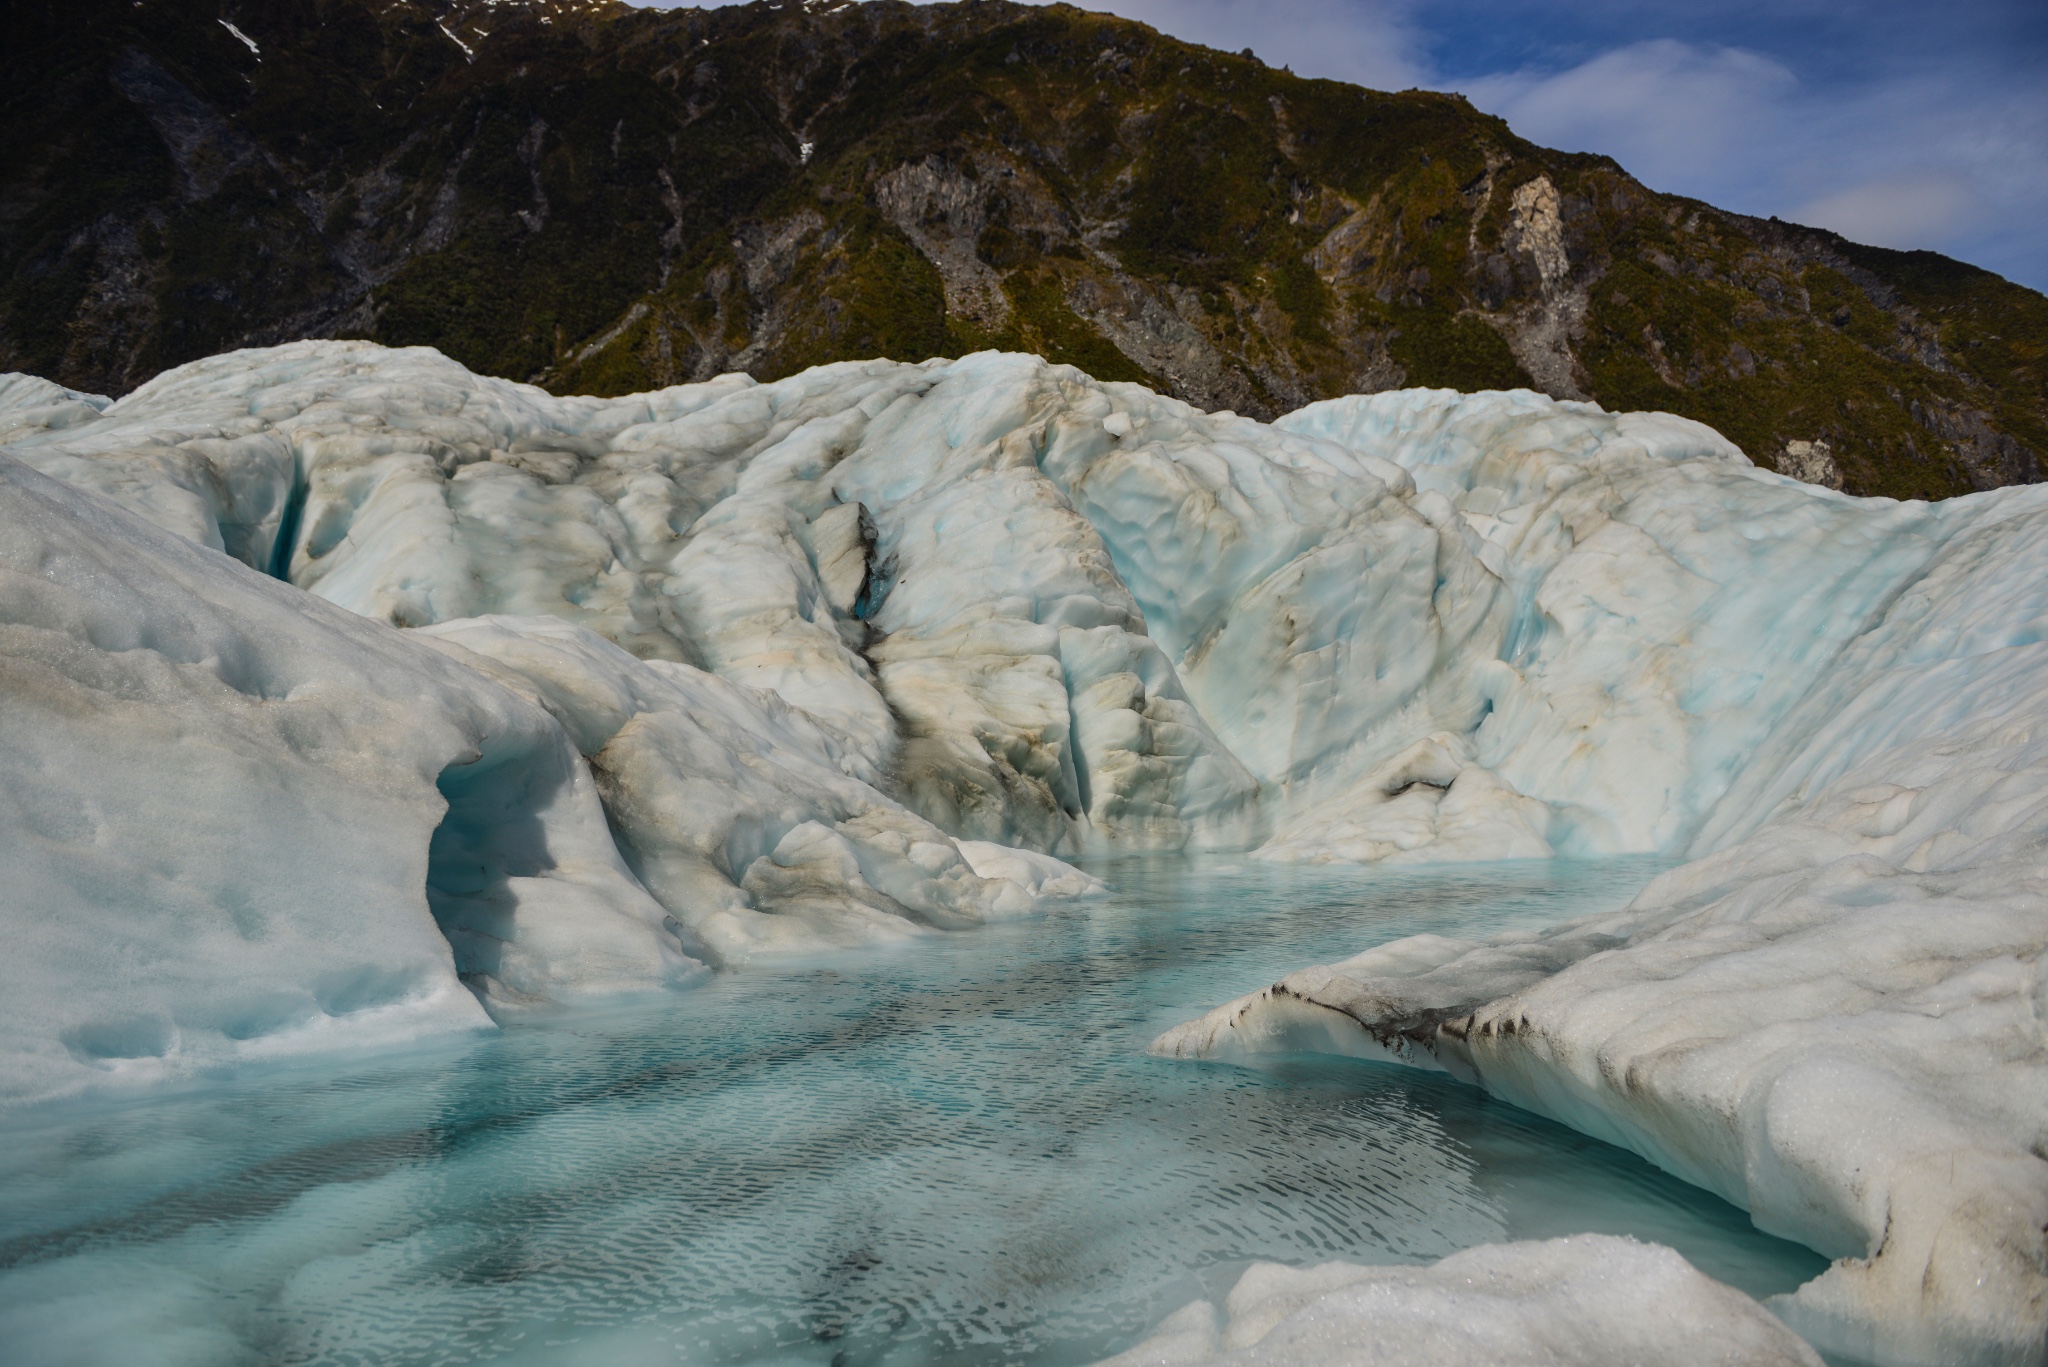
[{"left": 631, "top": 1, "right": 2048, "bottom": 290}]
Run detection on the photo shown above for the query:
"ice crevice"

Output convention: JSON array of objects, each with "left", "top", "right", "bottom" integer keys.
[{"left": 4, "top": 343, "right": 2048, "bottom": 1362}]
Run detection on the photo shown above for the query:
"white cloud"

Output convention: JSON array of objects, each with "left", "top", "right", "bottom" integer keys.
[
  {"left": 1792, "top": 172, "right": 1980, "bottom": 251},
  {"left": 1459, "top": 41, "right": 1797, "bottom": 199},
  {"left": 1076, "top": 0, "right": 1431, "bottom": 92},
  {"left": 1450, "top": 35, "right": 2047, "bottom": 283}
]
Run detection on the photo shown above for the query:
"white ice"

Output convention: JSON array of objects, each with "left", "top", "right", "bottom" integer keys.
[
  {"left": 1154, "top": 464, "right": 2048, "bottom": 1363},
  {"left": 219, "top": 19, "right": 260, "bottom": 55},
  {"left": 1093, "top": 1236, "right": 1822, "bottom": 1367},
  {"left": 416, "top": 614, "right": 1102, "bottom": 964},
  {"left": 0, "top": 452, "right": 666, "bottom": 1104},
  {"left": 0, "top": 449, "right": 1096, "bottom": 1106},
  {"left": 1, "top": 340, "right": 1897, "bottom": 863},
  {"left": 9, "top": 342, "right": 2048, "bottom": 1361}
]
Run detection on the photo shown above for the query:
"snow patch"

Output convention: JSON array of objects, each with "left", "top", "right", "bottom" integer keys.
[{"left": 218, "top": 20, "right": 260, "bottom": 56}]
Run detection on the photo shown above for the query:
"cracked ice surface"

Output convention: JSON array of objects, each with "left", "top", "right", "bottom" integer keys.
[
  {"left": 6, "top": 340, "right": 1941, "bottom": 864},
  {"left": 1153, "top": 452, "right": 2048, "bottom": 1361}
]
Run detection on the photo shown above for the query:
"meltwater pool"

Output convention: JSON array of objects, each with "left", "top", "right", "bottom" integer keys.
[{"left": 0, "top": 857, "right": 1826, "bottom": 1366}]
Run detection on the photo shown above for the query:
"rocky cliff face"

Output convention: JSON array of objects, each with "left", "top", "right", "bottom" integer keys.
[{"left": 6, "top": 0, "right": 2045, "bottom": 499}]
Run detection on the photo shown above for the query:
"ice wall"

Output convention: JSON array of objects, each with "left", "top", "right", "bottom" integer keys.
[
  {"left": 0, "top": 453, "right": 675, "bottom": 1103},
  {"left": 4, "top": 341, "right": 1980, "bottom": 867}
]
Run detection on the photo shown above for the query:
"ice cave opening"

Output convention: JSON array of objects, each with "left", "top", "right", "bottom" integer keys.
[{"left": 425, "top": 737, "right": 562, "bottom": 999}]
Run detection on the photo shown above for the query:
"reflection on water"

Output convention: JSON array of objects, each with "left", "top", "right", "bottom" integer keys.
[{"left": 0, "top": 857, "right": 1826, "bottom": 1366}]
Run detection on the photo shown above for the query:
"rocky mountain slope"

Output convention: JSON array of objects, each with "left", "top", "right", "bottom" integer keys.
[{"left": 7, "top": 0, "right": 2045, "bottom": 499}]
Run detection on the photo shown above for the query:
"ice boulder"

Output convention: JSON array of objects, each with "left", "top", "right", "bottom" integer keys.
[
  {"left": 1093, "top": 1235, "right": 1822, "bottom": 1366},
  {"left": 415, "top": 615, "right": 1105, "bottom": 963}
]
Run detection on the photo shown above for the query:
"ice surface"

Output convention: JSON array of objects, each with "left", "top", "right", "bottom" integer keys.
[
  {"left": 1094, "top": 1236, "right": 1822, "bottom": 1367},
  {"left": 1155, "top": 472, "right": 2048, "bottom": 1363},
  {"left": 0, "top": 453, "right": 1093, "bottom": 1104},
  {"left": 6, "top": 341, "right": 2006, "bottom": 871},
  {"left": 0, "top": 454, "right": 680, "bottom": 1104},
  {"left": 417, "top": 615, "right": 1101, "bottom": 963},
  {"left": 0, "top": 372, "right": 109, "bottom": 444},
  {"left": 11, "top": 342, "right": 2048, "bottom": 1358}
]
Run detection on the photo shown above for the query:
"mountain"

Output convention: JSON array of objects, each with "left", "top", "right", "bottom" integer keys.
[{"left": 6, "top": 0, "right": 2045, "bottom": 500}]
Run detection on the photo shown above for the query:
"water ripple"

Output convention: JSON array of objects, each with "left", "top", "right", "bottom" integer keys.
[{"left": 0, "top": 857, "right": 1825, "bottom": 1367}]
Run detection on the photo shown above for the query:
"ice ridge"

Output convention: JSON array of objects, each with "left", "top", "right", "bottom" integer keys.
[
  {"left": 3, "top": 340, "right": 1986, "bottom": 867},
  {"left": 1092, "top": 1236, "right": 1824, "bottom": 1367}
]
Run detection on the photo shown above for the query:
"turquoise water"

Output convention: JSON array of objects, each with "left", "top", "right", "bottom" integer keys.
[{"left": 0, "top": 857, "right": 1826, "bottom": 1367}]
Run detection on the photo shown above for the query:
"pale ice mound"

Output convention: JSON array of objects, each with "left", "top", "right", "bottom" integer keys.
[
  {"left": 415, "top": 615, "right": 1102, "bottom": 963},
  {"left": 0, "top": 452, "right": 1095, "bottom": 1106},
  {"left": 0, "top": 454, "right": 669, "bottom": 1102},
  {"left": 1094, "top": 1235, "right": 1821, "bottom": 1367}
]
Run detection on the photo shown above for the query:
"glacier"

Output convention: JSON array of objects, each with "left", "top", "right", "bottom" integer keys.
[
  {"left": 1154, "top": 392, "right": 2048, "bottom": 1363},
  {"left": 1, "top": 341, "right": 1997, "bottom": 868},
  {"left": 4, "top": 340, "right": 2047, "bottom": 1363},
  {"left": 0, "top": 447, "right": 1095, "bottom": 1107}
]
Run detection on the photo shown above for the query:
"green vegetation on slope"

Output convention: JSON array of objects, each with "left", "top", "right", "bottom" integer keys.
[{"left": 3, "top": 0, "right": 2042, "bottom": 497}]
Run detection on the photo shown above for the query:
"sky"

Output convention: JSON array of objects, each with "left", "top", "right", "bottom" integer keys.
[{"left": 633, "top": 0, "right": 2048, "bottom": 291}]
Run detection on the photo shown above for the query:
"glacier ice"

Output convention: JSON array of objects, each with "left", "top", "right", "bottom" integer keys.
[
  {"left": 1153, "top": 474, "right": 2048, "bottom": 1363},
  {"left": 1093, "top": 1236, "right": 1822, "bottom": 1367},
  {"left": 416, "top": 614, "right": 1101, "bottom": 963},
  {"left": 8, "top": 340, "right": 2048, "bottom": 1361},
  {"left": 0, "top": 341, "right": 1856, "bottom": 861},
  {"left": 0, "top": 452, "right": 667, "bottom": 1102},
  {"left": 0, "top": 451, "right": 1095, "bottom": 1105},
  {"left": 2, "top": 340, "right": 1990, "bottom": 869}
]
